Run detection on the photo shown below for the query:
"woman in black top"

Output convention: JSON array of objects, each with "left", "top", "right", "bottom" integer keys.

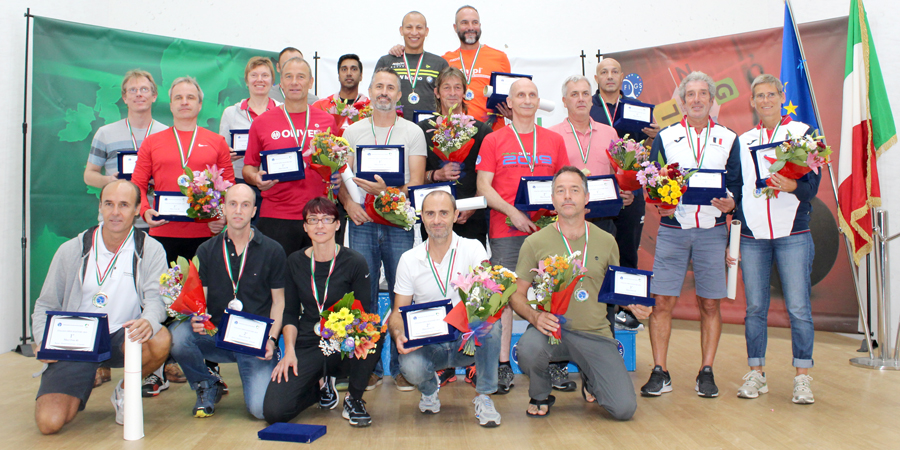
[{"left": 262, "top": 197, "right": 377, "bottom": 427}]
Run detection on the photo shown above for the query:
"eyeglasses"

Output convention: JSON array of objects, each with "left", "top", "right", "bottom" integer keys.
[
  {"left": 306, "top": 217, "right": 336, "bottom": 225},
  {"left": 127, "top": 87, "right": 152, "bottom": 94},
  {"left": 754, "top": 92, "right": 780, "bottom": 101}
]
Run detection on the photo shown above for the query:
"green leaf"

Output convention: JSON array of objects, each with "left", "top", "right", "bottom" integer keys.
[{"left": 769, "top": 160, "right": 786, "bottom": 173}]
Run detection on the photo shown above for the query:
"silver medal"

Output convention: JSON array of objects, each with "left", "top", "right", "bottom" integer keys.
[
  {"left": 92, "top": 292, "right": 109, "bottom": 308},
  {"left": 228, "top": 298, "right": 243, "bottom": 311},
  {"left": 465, "top": 89, "right": 475, "bottom": 101},
  {"left": 314, "top": 322, "right": 322, "bottom": 336},
  {"left": 575, "top": 289, "right": 590, "bottom": 302},
  {"left": 408, "top": 92, "right": 420, "bottom": 105}
]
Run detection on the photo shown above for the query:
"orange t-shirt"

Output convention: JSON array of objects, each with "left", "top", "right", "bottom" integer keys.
[{"left": 443, "top": 45, "right": 511, "bottom": 131}]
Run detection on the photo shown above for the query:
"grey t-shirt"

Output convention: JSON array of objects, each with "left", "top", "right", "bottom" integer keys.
[
  {"left": 343, "top": 116, "right": 427, "bottom": 186},
  {"left": 374, "top": 51, "right": 448, "bottom": 118}
]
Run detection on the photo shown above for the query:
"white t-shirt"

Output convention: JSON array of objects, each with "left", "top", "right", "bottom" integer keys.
[
  {"left": 79, "top": 225, "right": 140, "bottom": 333},
  {"left": 394, "top": 233, "right": 488, "bottom": 306},
  {"left": 343, "top": 116, "right": 428, "bottom": 186}
]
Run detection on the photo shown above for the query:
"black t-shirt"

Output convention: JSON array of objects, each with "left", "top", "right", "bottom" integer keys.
[
  {"left": 196, "top": 227, "right": 286, "bottom": 325},
  {"left": 284, "top": 246, "right": 371, "bottom": 347}
]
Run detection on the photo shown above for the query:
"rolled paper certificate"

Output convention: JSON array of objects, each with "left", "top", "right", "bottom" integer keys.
[
  {"left": 457, "top": 196, "right": 487, "bottom": 211},
  {"left": 341, "top": 168, "right": 363, "bottom": 204},
  {"left": 123, "top": 329, "right": 143, "bottom": 441},
  {"left": 483, "top": 85, "right": 494, "bottom": 96},
  {"left": 726, "top": 220, "right": 741, "bottom": 300},
  {"left": 538, "top": 99, "right": 556, "bottom": 112}
]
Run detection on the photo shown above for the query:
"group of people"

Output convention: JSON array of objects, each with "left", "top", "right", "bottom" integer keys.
[{"left": 32, "top": 4, "right": 818, "bottom": 436}]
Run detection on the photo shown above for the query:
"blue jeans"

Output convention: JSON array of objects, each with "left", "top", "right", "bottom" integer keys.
[
  {"left": 169, "top": 320, "right": 277, "bottom": 419},
  {"left": 348, "top": 220, "right": 414, "bottom": 378},
  {"left": 398, "top": 321, "right": 501, "bottom": 395},
  {"left": 740, "top": 233, "right": 815, "bottom": 368}
]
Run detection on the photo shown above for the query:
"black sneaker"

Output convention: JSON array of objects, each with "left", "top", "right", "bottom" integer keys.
[
  {"left": 496, "top": 363, "right": 515, "bottom": 395},
  {"left": 695, "top": 366, "right": 719, "bottom": 398},
  {"left": 141, "top": 373, "right": 169, "bottom": 397},
  {"left": 341, "top": 393, "right": 372, "bottom": 427},
  {"left": 193, "top": 380, "right": 223, "bottom": 418},
  {"left": 437, "top": 369, "right": 457, "bottom": 387},
  {"left": 319, "top": 377, "right": 338, "bottom": 409},
  {"left": 207, "top": 366, "right": 229, "bottom": 394},
  {"left": 549, "top": 362, "right": 577, "bottom": 391},
  {"left": 640, "top": 365, "right": 673, "bottom": 397},
  {"left": 614, "top": 310, "right": 645, "bottom": 331},
  {"left": 464, "top": 364, "right": 477, "bottom": 387}
]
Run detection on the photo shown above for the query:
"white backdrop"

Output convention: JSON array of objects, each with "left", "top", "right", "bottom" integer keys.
[{"left": 1, "top": 0, "right": 898, "bottom": 353}]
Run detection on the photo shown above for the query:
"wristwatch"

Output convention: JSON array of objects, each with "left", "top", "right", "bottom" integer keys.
[{"left": 269, "top": 336, "right": 278, "bottom": 345}]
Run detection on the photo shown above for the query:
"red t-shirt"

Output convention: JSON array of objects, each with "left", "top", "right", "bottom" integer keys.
[
  {"left": 476, "top": 125, "right": 570, "bottom": 239},
  {"left": 243, "top": 107, "right": 337, "bottom": 220},
  {"left": 311, "top": 94, "right": 367, "bottom": 138},
  {"left": 132, "top": 126, "right": 235, "bottom": 238},
  {"left": 443, "top": 45, "right": 511, "bottom": 132}
]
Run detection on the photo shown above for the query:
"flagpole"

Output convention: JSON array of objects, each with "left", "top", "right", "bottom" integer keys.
[{"left": 785, "top": 0, "right": 875, "bottom": 358}]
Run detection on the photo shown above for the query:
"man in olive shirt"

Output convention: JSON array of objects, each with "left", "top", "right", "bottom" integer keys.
[{"left": 509, "top": 166, "right": 651, "bottom": 419}]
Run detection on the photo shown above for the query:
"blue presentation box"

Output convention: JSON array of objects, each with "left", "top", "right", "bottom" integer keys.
[
  {"left": 356, "top": 145, "right": 405, "bottom": 187},
  {"left": 613, "top": 97, "right": 655, "bottom": 134},
  {"left": 37, "top": 311, "right": 111, "bottom": 363},
  {"left": 514, "top": 176, "right": 554, "bottom": 211},
  {"left": 400, "top": 299, "right": 459, "bottom": 348},
  {"left": 229, "top": 128, "right": 249, "bottom": 157},
  {"left": 585, "top": 175, "right": 624, "bottom": 219},
  {"left": 598, "top": 265, "right": 655, "bottom": 307},
  {"left": 116, "top": 150, "right": 138, "bottom": 181},
  {"left": 749, "top": 140, "right": 786, "bottom": 189},
  {"left": 153, "top": 191, "right": 194, "bottom": 222},
  {"left": 260, "top": 146, "right": 305, "bottom": 182},
  {"left": 681, "top": 169, "right": 727, "bottom": 206},
  {"left": 408, "top": 182, "right": 457, "bottom": 223},
  {"left": 485, "top": 71, "right": 532, "bottom": 111},
  {"left": 413, "top": 110, "right": 436, "bottom": 124},
  {"left": 258, "top": 423, "right": 326, "bottom": 443},
  {"left": 215, "top": 309, "right": 274, "bottom": 358}
]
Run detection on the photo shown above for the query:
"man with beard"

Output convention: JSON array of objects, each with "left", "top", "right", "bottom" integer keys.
[{"left": 312, "top": 54, "right": 369, "bottom": 137}]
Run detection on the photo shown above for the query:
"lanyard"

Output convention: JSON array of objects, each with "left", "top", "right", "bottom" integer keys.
[
  {"left": 403, "top": 53, "right": 424, "bottom": 90},
  {"left": 566, "top": 118, "right": 593, "bottom": 166},
  {"left": 173, "top": 127, "right": 198, "bottom": 169},
  {"left": 125, "top": 119, "right": 152, "bottom": 152},
  {"left": 426, "top": 240, "right": 458, "bottom": 297},
  {"left": 510, "top": 123, "right": 537, "bottom": 173},
  {"left": 556, "top": 222, "right": 589, "bottom": 266},
  {"left": 310, "top": 244, "right": 339, "bottom": 315},
  {"left": 458, "top": 45, "right": 483, "bottom": 85},
  {"left": 222, "top": 233, "right": 251, "bottom": 299},
  {"left": 758, "top": 119, "right": 783, "bottom": 145},
  {"left": 370, "top": 117, "right": 397, "bottom": 145},
  {"left": 93, "top": 227, "right": 134, "bottom": 287},
  {"left": 684, "top": 118, "right": 712, "bottom": 168},
  {"left": 600, "top": 98, "right": 619, "bottom": 127},
  {"left": 281, "top": 105, "right": 310, "bottom": 149}
]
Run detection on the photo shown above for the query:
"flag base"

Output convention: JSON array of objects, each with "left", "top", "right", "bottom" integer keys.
[{"left": 849, "top": 356, "right": 900, "bottom": 370}]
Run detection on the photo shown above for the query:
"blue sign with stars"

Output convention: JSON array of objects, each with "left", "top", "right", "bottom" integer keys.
[{"left": 622, "top": 73, "right": 643, "bottom": 99}]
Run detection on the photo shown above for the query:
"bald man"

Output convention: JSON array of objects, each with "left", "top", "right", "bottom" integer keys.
[{"left": 476, "top": 78, "right": 569, "bottom": 393}]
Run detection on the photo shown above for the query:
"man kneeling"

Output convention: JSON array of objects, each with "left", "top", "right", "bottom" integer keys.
[{"left": 390, "top": 191, "right": 503, "bottom": 427}]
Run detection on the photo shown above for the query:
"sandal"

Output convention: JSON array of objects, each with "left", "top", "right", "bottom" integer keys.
[
  {"left": 580, "top": 373, "right": 596, "bottom": 403},
  {"left": 526, "top": 395, "right": 556, "bottom": 417}
]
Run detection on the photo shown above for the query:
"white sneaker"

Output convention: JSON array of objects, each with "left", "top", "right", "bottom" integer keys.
[
  {"left": 792, "top": 374, "right": 814, "bottom": 404},
  {"left": 737, "top": 370, "right": 768, "bottom": 399},
  {"left": 419, "top": 391, "right": 440, "bottom": 414},
  {"left": 472, "top": 394, "right": 501, "bottom": 427},
  {"left": 110, "top": 380, "right": 125, "bottom": 425}
]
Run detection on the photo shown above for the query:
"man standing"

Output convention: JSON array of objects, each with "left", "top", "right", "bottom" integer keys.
[
  {"left": 312, "top": 54, "right": 369, "bottom": 137},
  {"left": 243, "top": 57, "right": 337, "bottom": 257},
  {"left": 391, "top": 191, "right": 502, "bottom": 427},
  {"left": 510, "top": 167, "right": 648, "bottom": 418},
  {"left": 269, "top": 47, "right": 318, "bottom": 104},
  {"left": 642, "top": 72, "right": 741, "bottom": 399},
  {"left": 476, "top": 78, "right": 569, "bottom": 393},
  {"left": 32, "top": 180, "right": 171, "bottom": 434},
  {"left": 169, "top": 184, "right": 286, "bottom": 419},
  {"left": 340, "top": 67, "right": 427, "bottom": 390},
  {"left": 376, "top": 11, "right": 448, "bottom": 118}
]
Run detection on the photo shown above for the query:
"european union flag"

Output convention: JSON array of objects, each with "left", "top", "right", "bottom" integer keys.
[{"left": 780, "top": 1, "right": 821, "bottom": 132}]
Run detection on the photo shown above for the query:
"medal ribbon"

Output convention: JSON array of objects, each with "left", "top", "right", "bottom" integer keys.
[
  {"left": 684, "top": 117, "right": 712, "bottom": 168},
  {"left": 758, "top": 119, "right": 783, "bottom": 145},
  {"left": 310, "top": 244, "right": 339, "bottom": 316},
  {"left": 94, "top": 226, "right": 134, "bottom": 287},
  {"left": 566, "top": 118, "right": 593, "bottom": 165},
  {"left": 403, "top": 53, "right": 424, "bottom": 90},
  {"left": 510, "top": 123, "right": 538, "bottom": 173},
  {"left": 282, "top": 105, "right": 311, "bottom": 149},
  {"left": 426, "top": 240, "right": 458, "bottom": 297},
  {"left": 556, "top": 222, "right": 589, "bottom": 266},
  {"left": 458, "top": 45, "right": 483, "bottom": 85},
  {"left": 222, "top": 232, "right": 251, "bottom": 300},
  {"left": 370, "top": 117, "right": 397, "bottom": 145},
  {"left": 173, "top": 127, "right": 198, "bottom": 169},
  {"left": 600, "top": 98, "right": 620, "bottom": 127},
  {"left": 126, "top": 119, "right": 152, "bottom": 152}
]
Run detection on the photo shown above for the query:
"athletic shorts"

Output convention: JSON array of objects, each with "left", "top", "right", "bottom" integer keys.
[
  {"left": 35, "top": 328, "right": 126, "bottom": 410},
  {"left": 651, "top": 225, "right": 727, "bottom": 299}
]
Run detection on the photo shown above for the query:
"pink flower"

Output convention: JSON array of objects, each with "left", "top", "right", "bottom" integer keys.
[
  {"left": 805, "top": 152, "right": 824, "bottom": 174},
  {"left": 482, "top": 278, "right": 502, "bottom": 294},
  {"left": 451, "top": 272, "right": 475, "bottom": 292}
]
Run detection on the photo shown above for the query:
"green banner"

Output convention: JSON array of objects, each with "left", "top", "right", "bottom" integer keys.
[{"left": 30, "top": 16, "right": 278, "bottom": 310}]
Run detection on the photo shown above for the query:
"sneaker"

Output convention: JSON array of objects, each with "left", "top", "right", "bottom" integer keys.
[
  {"left": 437, "top": 369, "right": 457, "bottom": 387},
  {"left": 614, "top": 310, "right": 645, "bottom": 331},
  {"left": 496, "top": 363, "right": 515, "bottom": 395},
  {"left": 341, "top": 393, "right": 372, "bottom": 427},
  {"left": 640, "top": 365, "right": 672, "bottom": 397},
  {"left": 110, "top": 380, "right": 124, "bottom": 425},
  {"left": 472, "top": 394, "right": 501, "bottom": 427},
  {"left": 737, "top": 370, "right": 768, "bottom": 399},
  {"left": 193, "top": 380, "right": 223, "bottom": 418},
  {"left": 419, "top": 391, "right": 441, "bottom": 414},
  {"left": 366, "top": 373, "right": 383, "bottom": 391},
  {"left": 207, "top": 364, "right": 228, "bottom": 394},
  {"left": 549, "top": 363, "right": 576, "bottom": 391},
  {"left": 164, "top": 362, "right": 187, "bottom": 383},
  {"left": 141, "top": 373, "right": 169, "bottom": 397},
  {"left": 695, "top": 366, "right": 719, "bottom": 398},
  {"left": 792, "top": 374, "right": 815, "bottom": 404},
  {"left": 335, "top": 377, "right": 350, "bottom": 392},
  {"left": 464, "top": 364, "right": 477, "bottom": 387},
  {"left": 319, "top": 377, "right": 338, "bottom": 410},
  {"left": 394, "top": 373, "right": 415, "bottom": 392}
]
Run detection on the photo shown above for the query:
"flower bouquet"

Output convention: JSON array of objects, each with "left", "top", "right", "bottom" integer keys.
[
  {"left": 444, "top": 261, "right": 518, "bottom": 355},
  {"left": 160, "top": 256, "right": 216, "bottom": 335},
  {"left": 636, "top": 159, "right": 693, "bottom": 216},
  {"left": 364, "top": 188, "right": 417, "bottom": 231},
  {"left": 427, "top": 105, "right": 479, "bottom": 179},
  {"left": 506, "top": 209, "right": 558, "bottom": 231},
  {"left": 305, "top": 129, "right": 354, "bottom": 203},
  {"left": 606, "top": 134, "right": 650, "bottom": 191},
  {"left": 177, "top": 164, "right": 233, "bottom": 222},
  {"left": 325, "top": 97, "right": 372, "bottom": 135},
  {"left": 527, "top": 252, "right": 587, "bottom": 344},
  {"left": 760, "top": 131, "right": 832, "bottom": 199},
  {"left": 318, "top": 292, "right": 385, "bottom": 359}
]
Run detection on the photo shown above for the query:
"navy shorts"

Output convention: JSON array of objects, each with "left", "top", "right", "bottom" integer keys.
[{"left": 35, "top": 328, "right": 126, "bottom": 410}]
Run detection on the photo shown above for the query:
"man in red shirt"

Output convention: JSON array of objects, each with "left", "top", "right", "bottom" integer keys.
[
  {"left": 311, "top": 54, "right": 368, "bottom": 138},
  {"left": 243, "top": 57, "right": 337, "bottom": 257}
]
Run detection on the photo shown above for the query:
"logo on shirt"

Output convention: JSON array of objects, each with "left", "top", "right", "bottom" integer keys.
[
  {"left": 271, "top": 131, "right": 281, "bottom": 140},
  {"left": 502, "top": 154, "right": 553, "bottom": 166},
  {"left": 712, "top": 136, "right": 724, "bottom": 145},
  {"left": 674, "top": 136, "right": 685, "bottom": 143},
  {"left": 476, "top": 155, "right": 482, "bottom": 165}
]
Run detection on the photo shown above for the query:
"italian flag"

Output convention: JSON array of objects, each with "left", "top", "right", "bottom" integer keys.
[{"left": 838, "top": 0, "right": 897, "bottom": 265}]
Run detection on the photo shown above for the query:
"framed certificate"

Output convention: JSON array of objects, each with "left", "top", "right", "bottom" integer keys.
[
  {"left": 116, "top": 151, "right": 138, "bottom": 181},
  {"left": 486, "top": 72, "right": 533, "bottom": 111},
  {"left": 356, "top": 145, "right": 405, "bottom": 187},
  {"left": 260, "top": 146, "right": 306, "bottom": 182},
  {"left": 749, "top": 141, "right": 784, "bottom": 189},
  {"left": 513, "top": 176, "right": 554, "bottom": 211},
  {"left": 613, "top": 97, "right": 655, "bottom": 134},
  {"left": 598, "top": 266, "right": 655, "bottom": 307},
  {"left": 681, "top": 169, "right": 727, "bottom": 206},
  {"left": 413, "top": 110, "right": 436, "bottom": 124},
  {"left": 230, "top": 129, "right": 250, "bottom": 156},
  {"left": 585, "top": 175, "right": 624, "bottom": 218},
  {"left": 154, "top": 191, "right": 193, "bottom": 222},
  {"left": 408, "top": 182, "right": 457, "bottom": 222},
  {"left": 215, "top": 309, "right": 274, "bottom": 357},
  {"left": 37, "top": 311, "right": 111, "bottom": 362},
  {"left": 400, "top": 299, "right": 458, "bottom": 348}
]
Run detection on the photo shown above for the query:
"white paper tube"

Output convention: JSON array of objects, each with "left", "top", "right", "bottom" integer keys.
[
  {"left": 341, "top": 168, "right": 363, "bottom": 204},
  {"left": 538, "top": 99, "right": 556, "bottom": 112},
  {"left": 123, "top": 329, "right": 143, "bottom": 441},
  {"left": 457, "top": 196, "right": 487, "bottom": 211},
  {"left": 726, "top": 220, "right": 741, "bottom": 300},
  {"left": 483, "top": 86, "right": 494, "bottom": 96}
]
